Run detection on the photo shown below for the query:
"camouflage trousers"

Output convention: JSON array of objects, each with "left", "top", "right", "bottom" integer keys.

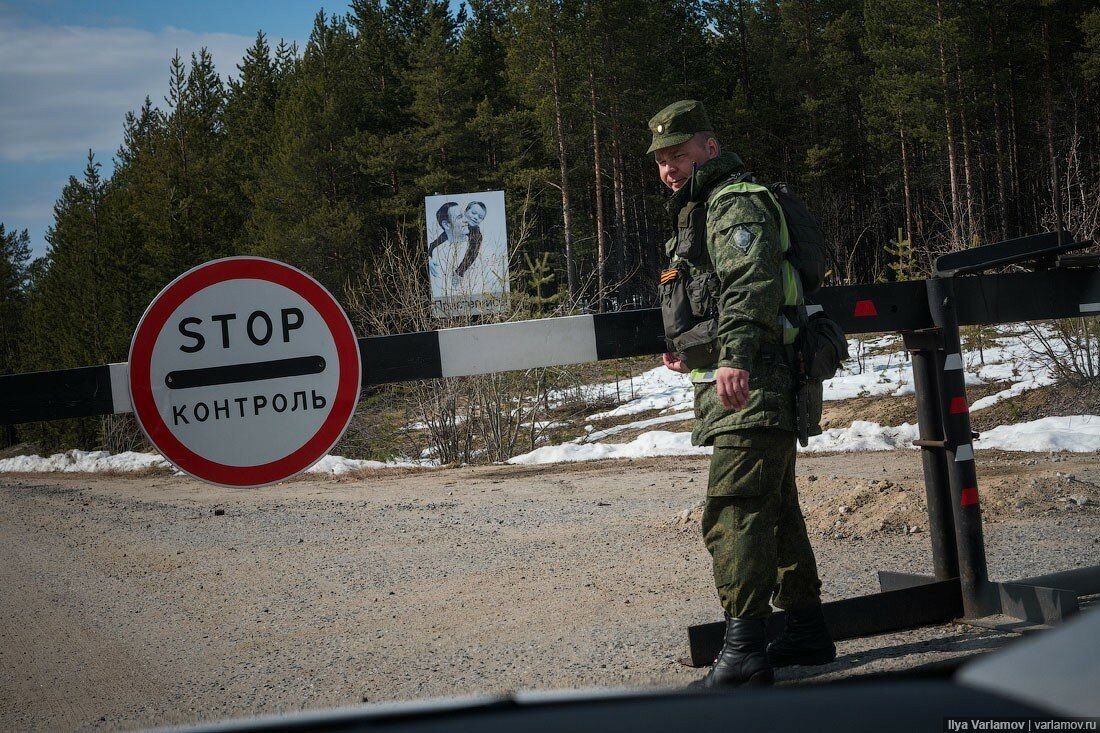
[{"left": 701, "top": 427, "right": 823, "bottom": 619}]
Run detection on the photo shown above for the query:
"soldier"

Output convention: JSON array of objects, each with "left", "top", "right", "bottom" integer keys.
[{"left": 650, "top": 100, "right": 835, "bottom": 687}]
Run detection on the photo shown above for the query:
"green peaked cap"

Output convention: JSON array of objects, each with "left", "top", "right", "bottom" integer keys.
[{"left": 647, "top": 99, "right": 713, "bottom": 154}]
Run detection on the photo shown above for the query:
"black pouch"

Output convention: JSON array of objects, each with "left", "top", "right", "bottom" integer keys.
[
  {"left": 675, "top": 201, "right": 708, "bottom": 260},
  {"left": 796, "top": 380, "right": 825, "bottom": 445},
  {"left": 672, "top": 319, "right": 719, "bottom": 370},
  {"left": 686, "top": 271, "right": 719, "bottom": 319},
  {"left": 793, "top": 312, "right": 847, "bottom": 445},
  {"left": 659, "top": 263, "right": 719, "bottom": 368},
  {"left": 800, "top": 312, "right": 849, "bottom": 382},
  {"left": 659, "top": 262, "right": 696, "bottom": 349}
]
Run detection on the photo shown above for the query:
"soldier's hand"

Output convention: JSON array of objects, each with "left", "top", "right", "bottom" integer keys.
[
  {"left": 715, "top": 367, "right": 750, "bottom": 409},
  {"left": 662, "top": 352, "right": 689, "bottom": 374}
]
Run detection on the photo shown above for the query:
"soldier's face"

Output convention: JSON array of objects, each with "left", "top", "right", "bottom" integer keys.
[{"left": 655, "top": 136, "right": 719, "bottom": 191}]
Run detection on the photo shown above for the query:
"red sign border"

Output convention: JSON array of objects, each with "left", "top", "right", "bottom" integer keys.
[{"left": 129, "top": 257, "right": 361, "bottom": 487}]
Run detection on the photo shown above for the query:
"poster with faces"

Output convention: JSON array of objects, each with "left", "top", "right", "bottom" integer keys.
[{"left": 425, "top": 190, "right": 508, "bottom": 318}]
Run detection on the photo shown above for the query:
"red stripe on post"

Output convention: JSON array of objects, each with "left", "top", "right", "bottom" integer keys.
[
  {"left": 948, "top": 396, "right": 968, "bottom": 415},
  {"left": 853, "top": 299, "right": 878, "bottom": 317},
  {"left": 960, "top": 487, "right": 979, "bottom": 506}
]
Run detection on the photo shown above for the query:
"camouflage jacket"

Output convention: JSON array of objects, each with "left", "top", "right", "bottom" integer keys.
[{"left": 663, "top": 152, "right": 796, "bottom": 445}]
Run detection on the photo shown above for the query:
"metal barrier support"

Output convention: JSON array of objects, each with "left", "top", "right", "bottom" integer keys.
[
  {"left": 903, "top": 330, "right": 959, "bottom": 582},
  {"left": 926, "top": 275, "right": 999, "bottom": 618}
]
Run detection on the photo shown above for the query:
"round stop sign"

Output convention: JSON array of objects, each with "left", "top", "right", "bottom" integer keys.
[{"left": 129, "top": 258, "right": 361, "bottom": 487}]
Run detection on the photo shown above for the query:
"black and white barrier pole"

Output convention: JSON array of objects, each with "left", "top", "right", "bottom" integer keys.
[{"left": 4, "top": 267, "right": 1099, "bottom": 427}]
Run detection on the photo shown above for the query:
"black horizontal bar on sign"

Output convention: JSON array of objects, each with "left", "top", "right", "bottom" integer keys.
[
  {"left": 165, "top": 356, "right": 326, "bottom": 390},
  {"left": 0, "top": 364, "right": 115, "bottom": 425}
]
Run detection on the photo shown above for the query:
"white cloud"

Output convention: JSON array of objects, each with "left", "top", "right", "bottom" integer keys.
[{"left": 0, "top": 23, "right": 255, "bottom": 162}]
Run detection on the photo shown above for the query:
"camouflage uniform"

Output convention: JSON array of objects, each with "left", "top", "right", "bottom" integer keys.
[{"left": 661, "top": 144, "right": 823, "bottom": 621}]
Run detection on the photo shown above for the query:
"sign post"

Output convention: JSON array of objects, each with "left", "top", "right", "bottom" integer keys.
[{"left": 128, "top": 257, "right": 361, "bottom": 487}]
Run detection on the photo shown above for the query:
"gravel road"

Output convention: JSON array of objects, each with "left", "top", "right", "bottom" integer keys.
[{"left": 2, "top": 449, "right": 1098, "bottom": 731}]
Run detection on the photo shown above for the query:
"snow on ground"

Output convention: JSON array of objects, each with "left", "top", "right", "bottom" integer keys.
[
  {"left": 583, "top": 367, "right": 693, "bottom": 420},
  {"left": 307, "top": 455, "right": 420, "bottom": 474},
  {"left": 507, "top": 327, "right": 1097, "bottom": 464},
  {"left": 576, "top": 326, "right": 1066, "bottom": 415},
  {"left": 0, "top": 450, "right": 169, "bottom": 474},
  {"left": 976, "top": 416, "right": 1100, "bottom": 453},
  {"left": 508, "top": 430, "right": 710, "bottom": 465},
  {"left": 507, "top": 420, "right": 924, "bottom": 464},
  {"left": 507, "top": 415, "right": 1100, "bottom": 464},
  {"left": 14, "top": 412, "right": 1087, "bottom": 475},
  {"left": 805, "top": 421, "right": 921, "bottom": 453},
  {"left": 966, "top": 333, "right": 1060, "bottom": 411},
  {"left": 578, "top": 411, "right": 695, "bottom": 443},
  {"left": 0, "top": 450, "right": 419, "bottom": 476}
]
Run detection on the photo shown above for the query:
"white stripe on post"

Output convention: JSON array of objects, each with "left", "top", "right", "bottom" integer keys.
[
  {"left": 437, "top": 315, "right": 599, "bottom": 378},
  {"left": 944, "top": 353, "right": 964, "bottom": 371},
  {"left": 1080, "top": 303, "right": 1100, "bottom": 314},
  {"left": 955, "top": 443, "right": 974, "bottom": 462},
  {"left": 109, "top": 362, "right": 134, "bottom": 414}
]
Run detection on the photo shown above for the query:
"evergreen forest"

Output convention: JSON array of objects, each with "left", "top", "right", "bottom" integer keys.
[{"left": 2, "top": 0, "right": 1100, "bottom": 451}]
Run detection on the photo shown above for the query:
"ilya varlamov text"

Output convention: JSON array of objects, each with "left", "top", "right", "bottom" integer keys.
[{"left": 946, "top": 721, "right": 1097, "bottom": 731}]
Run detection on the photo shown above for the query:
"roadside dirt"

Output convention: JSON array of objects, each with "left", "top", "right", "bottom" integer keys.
[{"left": 2, "top": 449, "right": 1099, "bottom": 732}]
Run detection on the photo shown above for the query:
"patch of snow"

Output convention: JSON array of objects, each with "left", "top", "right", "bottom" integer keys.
[
  {"left": 306, "top": 455, "right": 420, "bottom": 474},
  {"left": 802, "top": 421, "right": 920, "bottom": 453},
  {"left": 507, "top": 430, "right": 711, "bottom": 465},
  {"left": 0, "top": 450, "right": 420, "bottom": 475},
  {"left": 976, "top": 415, "right": 1100, "bottom": 453},
  {"left": 970, "top": 373, "right": 1057, "bottom": 412},
  {"left": 584, "top": 366, "right": 693, "bottom": 420},
  {"left": 509, "top": 420, "right": 927, "bottom": 465},
  {"left": 0, "top": 449, "right": 168, "bottom": 473},
  {"left": 577, "top": 411, "right": 695, "bottom": 443},
  {"left": 531, "top": 420, "right": 569, "bottom": 430},
  {"left": 508, "top": 413, "right": 1100, "bottom": 465},
  {"left": 824, "top": 353, "right": 915, "bottom": 400}
]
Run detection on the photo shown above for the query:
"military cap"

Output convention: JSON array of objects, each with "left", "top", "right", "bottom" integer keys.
[{"left": 647, "top": 99, "right": 713, "bottom": 154}]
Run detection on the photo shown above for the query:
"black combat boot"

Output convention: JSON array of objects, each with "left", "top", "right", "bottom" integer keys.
[
  {"left": 767, "top": 604, "right": 836, "bottom": 667},
  {"left": 699, "top": 617, "right": 774, "bottom": 688}
]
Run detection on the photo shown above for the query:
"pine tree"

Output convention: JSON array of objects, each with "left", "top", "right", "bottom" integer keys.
[
  {"left": 508, "top": 0, "right": 585, "bottom": 304},
  {"left": 21, "top": 154, "right": 126, "bottom": 449},
  {"left": 521, "top": 251, "right": 563, "bottom": 316},
  {"left": 222, "top": 32, "right": 280, "bottom": 252},
  {"left": 127, "top": 49, "right": 235, "bottom": 290},
  {"left": 247, "top": 12, "right": 368, "bottom": 293},
  {"left": 884, "top": 228, "right": 919, "bottom": 281},
  {"left": 0, "top": 224, "right": 31, "bottom": 377}
]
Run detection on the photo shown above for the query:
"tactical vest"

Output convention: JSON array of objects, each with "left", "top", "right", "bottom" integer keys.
[{"left": 660, "top": 175, "right": 803, "bottom": 376}]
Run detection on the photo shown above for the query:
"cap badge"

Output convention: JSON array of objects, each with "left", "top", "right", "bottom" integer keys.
[{"left": 656, "top": 124, "right": 664, "bottom": 133}]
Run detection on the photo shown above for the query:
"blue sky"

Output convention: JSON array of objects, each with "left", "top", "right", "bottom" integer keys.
[{"left": 0, "top": 1, "right": 358, "bottom": 259}]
